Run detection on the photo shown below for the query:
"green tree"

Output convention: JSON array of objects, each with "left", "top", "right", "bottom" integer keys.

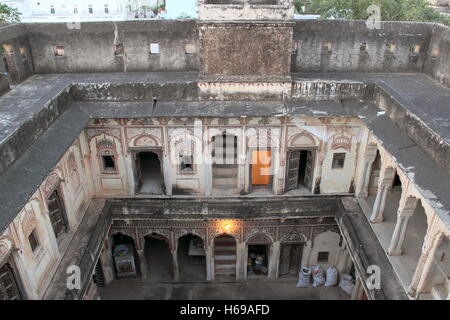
[
  {"left": 294, "top": 0, "right": 450, "bottom": 25},
  {"left": 0, "top": 3, "right": 21, "bottom": 23}
]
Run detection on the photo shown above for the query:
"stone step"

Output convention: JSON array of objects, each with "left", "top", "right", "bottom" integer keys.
[
  {"left": 212, "top": 168, "right": 238, "bottom": 176},
  {"left": 431, "top": 284, "right": 448, "bottom": 300},
  {"left": 214, "top": 255, "right": 236, "bottom": 261},
  {"left": 211, "top": 188, "right": 241, "bottom": 195},
  {"left": 212, "top": 178, "right": 237, "bottom": 186},
  {"left": 214, "top": 248, "right": 236, "bottom": 255},
  {"left": 215, "top": 264, "right": 236, "bottom": 270}
]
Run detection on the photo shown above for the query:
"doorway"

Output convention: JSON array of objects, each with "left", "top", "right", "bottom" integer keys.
[
  {"left": 177, "top": 234, "right": 206, "bottom": 281},
  {"left": 112, "top": 233, "right": 138, "bottom": 279},
  {"left": 144, "top": 234, "right": 173, "bottom": 281},
  {"left": 214, "top": 235, "right": 237, "bottom": 280},
  {"left": 0, "top": 262, "right": 22, "bottom": 300},
  {"left": 285, "top": 149, "right": 315, "bottom": 192},
  {"left": 47, "top": 188, "right": 69, "bottom": 240},
  {"left": 135, "top": 151, "right": 163, "bottom": 194},
  {"left": 279, "top": 243, "right": 303, "bottom": 277},
  {"left": 212, "top": 134, "right": 239, "bottom": 194},
  {"left": 251, "top": 150, "right": 272, "bottom": 193},
  {"left": 247, "top": 244, "right": 269, "bottom": 278}
]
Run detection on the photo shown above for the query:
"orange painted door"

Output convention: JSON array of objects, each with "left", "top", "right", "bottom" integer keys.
[{"left": 252, "top": 150, "right": 271, "bottom": 185}]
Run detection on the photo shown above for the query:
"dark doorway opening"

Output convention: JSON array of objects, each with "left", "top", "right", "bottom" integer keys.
[
  {"left": 0, "top": 263, "right": 22, "bottom": 300},
  {"left": 247, "top": 245, "right": 269, "bottom": 277},
  {"left": 144, "top": 235, "right": 173, "bottom": 281},
  {"left": 136, "top": 151, "right": 163, "bottom": 194},
  {"left": 47, "top": 188, "right": 68, "bottom": 240},
  {"left": 177, "top": 234, "right": 206, "bottom": 281},
  {"left": 392, "top": 172, "right": 402, "bottom": 189},
  {"left": 279, "top": 243, "right": 303, "bottom": 277},
  {"left": 112, "top": 234, "right": 138, "bottom": 278},
  {"left": 286, "top": 149, "right": 314, "bottom": 192}
]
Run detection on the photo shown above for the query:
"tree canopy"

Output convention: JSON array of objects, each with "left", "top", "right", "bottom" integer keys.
[
  {"left": 0, "top": 3, "right": 21, "bottom": 23},
  {"left": 295, "top": 0, "right": 450, "bottom": 25}
]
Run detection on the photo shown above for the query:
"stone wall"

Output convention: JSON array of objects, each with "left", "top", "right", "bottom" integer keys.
[
  {"left": 292, "top": 20, "right": 433, "bottom": 73},
  {"left": 26, "top": 20, "right": 199, "bottom": 73},
  {"left": 0, "top": 23, "right": 34, "bottom": 85},
  {"left": 424, "top": 23, "right": 450, "bottom": 87},
  {"left": 199, "top": 22, "right": 293, "bottom": 77}
]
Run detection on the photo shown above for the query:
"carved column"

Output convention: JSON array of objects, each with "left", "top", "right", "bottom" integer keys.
[
  {"left": 357, "top": 142, "right": 378, "bottom": 197},
  {"left": 236, "top": 241, "right": 246, "bottom": 281},
  {"left": 370, "top": 181, "right": 390, "bottom": 223},
  {"left": 408, "top": 231, "right": 443, "bottom": 297},
  {"left": 351, "top": 275, "right": 364, "bottom": 300},
  {"left": 171, "top": 249, "right": 180, "bottom": 281},
  {"left": 137, "top": 249, "right": 147, "bottom": 280},
  {"left": 269, "top": 240, "right": 280, "bottom": 280},
  {"left": 388, "top": 215, "right": 412, "bottom": 256},
  {"left": 205, "top": 244, "right": 214, "bottom": 281},
  {"left": 388, "top": 196, "right": 418, "bottom": 256},
  {"left": 301, "top": 240, "right": 313, "bottom": 268}
]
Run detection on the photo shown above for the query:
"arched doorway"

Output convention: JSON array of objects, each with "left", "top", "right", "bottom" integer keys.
[
  {"left": 246, "top": 233, "right": 272, "bottom": 279},
  {"left": 212, "top": 134, "right": 239, "bottom": 195},
  {"left": 177, "top": 234, "right": 206, "bottom": 281},
  {"left": 112, "top": 233, "right": 139, "bottom": 278},
  {"left": 135, "top": 151, "right": 163, "bottom": 194},
  {"left": 0, "top": 262, "right": 22, "bottom": 300},
  {"left": 144, "top": 234, "right": 173, "bottom": 281},
  {"left": 278, "top": 233, "right": 305, "bottom": 278},
  {"left": 47, "top": 187, "right": 69, "bottom": 241},
  {"left": 213, "top": 235, "right": 237, "bottom": 280},
  {"left": 401, "top": 200, "right": 428, "bottom": 285}
]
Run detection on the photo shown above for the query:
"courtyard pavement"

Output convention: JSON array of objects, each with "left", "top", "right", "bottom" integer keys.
[{"left": 100, "top": 278, "right": 350, "bottom": 300}]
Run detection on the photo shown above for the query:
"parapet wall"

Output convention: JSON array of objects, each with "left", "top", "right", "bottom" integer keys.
[
  {"left": 26, "top": 20, "right": 200, "bottom": 74},
  {"left": 1, "top": 19, "right": 449, "bottom": 87},
  {"left": 292, "top": 20, "right": 433, "bottom": 73}
]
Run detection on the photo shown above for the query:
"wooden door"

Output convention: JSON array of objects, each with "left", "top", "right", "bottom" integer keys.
[
  {"left": 47, "top": 189, "right": 68, "bottom": 238},
  {"left": 304, "top": 151, "right": 314, "bottom": 190},
  {"left": 279, "top": 244, "right": 303, "bottom": 277},
  {"left": 252, "top": 150, "right": 271, "bottom": 185},
  {"left": 286, "top": 151, "right": 301, "bottom": 191},
  {"left": 134, "top": 152, "right": 142, "bottom": 193}
]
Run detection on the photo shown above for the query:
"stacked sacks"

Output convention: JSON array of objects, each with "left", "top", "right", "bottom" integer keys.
[{"left": 296, "top": 265, "right": 340, "bottom": 288}]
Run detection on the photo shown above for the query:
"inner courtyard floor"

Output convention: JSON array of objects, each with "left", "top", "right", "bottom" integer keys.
[{"left": 100, "top": 279, "right": 350, "bottom": 300}]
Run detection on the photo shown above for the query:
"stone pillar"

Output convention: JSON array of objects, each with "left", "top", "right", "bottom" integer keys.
[
  {"left": 370, "top": 182, "right": 390, "bottom": 223},
  {"left": 137, "top": 249, "right": 148, "bottom": 280},
  {"left": 236, "top": 241, "right": 246, "bottom": 280},
  {"left": 301, "top": 240, "right": 313, "bottom": 268},
  {"left": 205, "top": 245, "right": 214, "bottom": 281},
  {"left": 358, "top": 158, "right": 375, "bottom": 198},
  {"left": 171, "top": 249, "right": 180, "bottom": 281},
  {"left": 351, "top": 276, "right": 363, "bottom": 300},
  {"left": 408, "top": 231, "right": 443, "bottom": 297},
  {"left": 269, "top": 240, "right": 280, "bottom": 279},
  {"left": 388, "top": 214, "right": 412, "bottom": 256}
]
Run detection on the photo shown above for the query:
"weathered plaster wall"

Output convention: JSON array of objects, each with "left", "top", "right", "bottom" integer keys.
[
  {"left": 199, "top": 22, "right": 293, "bottom": 77},
  {"left": 424, "top": 24, "right": 450, "bottom": 87},
  {"left": 0, "top": 23, "right": 34, "bottom": 85},
  {"left": 27, "top": 20, "right": 199, "bottom": 73},
  {"left": 198, "top": 0, "right": 295, "bottom": 21},
  {"left": 0, "top": 133, "right": 93, "bottom": 299},
  {"left": 292, "top": 20, "right": 432, "bottom": 73}
]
